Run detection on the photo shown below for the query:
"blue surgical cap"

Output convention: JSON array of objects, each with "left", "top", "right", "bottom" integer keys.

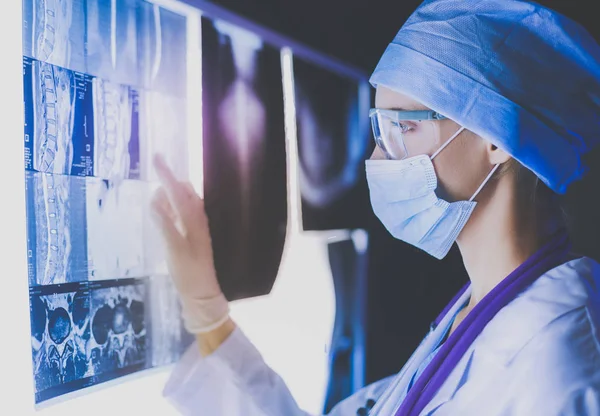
[{"left": 370, "top": 0, "right": 600, "bottom": 194}]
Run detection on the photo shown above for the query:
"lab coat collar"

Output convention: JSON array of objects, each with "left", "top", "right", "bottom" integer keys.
[{"left": 421, "top": 256, "right": 600, "bottom": 415}]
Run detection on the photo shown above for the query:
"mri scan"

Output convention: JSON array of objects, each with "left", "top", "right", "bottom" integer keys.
[
  {"left": 85, "top": 0, "right": 140, "bottom": 86},
  {"left": 137, "top": 2, "right": 187, "bottom": 96},
  {"left": 30, "top": 283, "right": 93, "bottom": 403},
  {"left": 92, "top": 79, "right": 140, "bottom": 181},
  {"left": 86, "top": 178, "right": 145, "bottom": 281},
  {"left": 88, "top": 279, "right": 148, "bottom": 379},
  {"left": 19, "top": 0, "right": 366, "bottom": 405},
  {"left": 23, "top": 0, "right": 194, "bottom": 405},
  {"left": 138, "top": 90, "right": 188, "bottom": 182},
  {"left": 25, "top": 171, "right": 88, "bottom": 286},
  {"left": 22, "top": 0, "right": 87, "bottom": 73},
  {"left": 147, "top": 276, "right": 193, "bottom": 367},
  {"left": 23, "top": 57, "right": 94, "bottom": 177}
]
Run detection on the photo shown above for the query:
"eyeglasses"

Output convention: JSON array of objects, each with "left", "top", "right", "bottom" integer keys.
[{"left": 369, "top": 108, "right": 447, "bottom": 160}]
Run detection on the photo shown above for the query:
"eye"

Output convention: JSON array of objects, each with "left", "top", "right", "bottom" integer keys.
[{"left": 391, "top": 121, "right": 414, "bottom": 134}]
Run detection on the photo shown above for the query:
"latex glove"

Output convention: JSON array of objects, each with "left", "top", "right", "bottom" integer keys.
[{"left": 151, "top": 154, "right": 229, "bottom": 333}]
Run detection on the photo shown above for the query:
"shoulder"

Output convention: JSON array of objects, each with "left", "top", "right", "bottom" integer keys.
[
  {"left": 475, "top": 256, "right": 600, "bottom": 369},
  {"left": 467, "top": 258, "right": 600, "bottom": 413}
]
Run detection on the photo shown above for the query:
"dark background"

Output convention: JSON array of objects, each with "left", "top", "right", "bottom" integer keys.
[{"left": 193, "top": 0, "right": 600, "bottom": 388}]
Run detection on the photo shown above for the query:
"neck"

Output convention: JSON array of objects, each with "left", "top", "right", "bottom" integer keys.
[{"left": 456, "top": 179, "right": 557, "bottom": 308}]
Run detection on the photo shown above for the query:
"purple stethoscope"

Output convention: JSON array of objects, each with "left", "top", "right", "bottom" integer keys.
[{"left": 357, "top": 231, "right": 572, "bottom": 416}]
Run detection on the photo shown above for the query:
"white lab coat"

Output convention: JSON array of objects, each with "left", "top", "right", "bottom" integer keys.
[{"left": 163, "top": 257, "right": 600, "bottom": 415}]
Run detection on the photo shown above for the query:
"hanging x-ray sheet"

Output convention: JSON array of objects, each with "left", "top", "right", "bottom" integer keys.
[
  {"left": 138, "top": 90, "right": 188, "bottom": 183},
  {"left": 85, "top": 0, "right": 140, "bottom": 87},
  {"left": 137, "top": 1, "right": 187, "bottom": 96},
  {"left": 22, "top": 0, "right": 194, "bottom": 406},
  {"left": 29, "top": 278, "right": 151, "bottom": 403},
  {"left": 25, "top": 171, "right": 88, "bottom": 286},
  {"left": 22, "top": 0, "right": 87, "bottom": 74},
  {"left": 23, "top": 57, "right": 95, "bottom": 177},
  {"left": 87, "top": 279, "right": 148, "bottom": 381},
  {"left": 91, "top": 78, "right": 141, "bottom": 181},
  {"left": 86, "top": 178, "right": 146, "bottom": 281},
  {"left": 23, "top": 57, "right": 141, "bottom": 180},
  {"left": 147, "top": 276, "right": 194, "bottom": 367},
  {"left": 201, "top": 17, "right": 288, "bottom": 300},
  {"left": 30, "top": 282, "right": 94, "bottom": 404},
  {"left": 293, "top": 57, "right": 371, "bottom": 231}
]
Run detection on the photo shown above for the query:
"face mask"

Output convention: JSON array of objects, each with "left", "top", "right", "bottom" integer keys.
[{"left": 365, "top": 127, "right": 500, "bottom": 259}]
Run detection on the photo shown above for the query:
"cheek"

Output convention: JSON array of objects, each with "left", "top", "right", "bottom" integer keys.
[
  {"left": 433, "top": 136, "right": 490, "bottom": 202},
  {"left": 370, "top": 146, "right": 387, "bottom": 160},
  {"left": 403, "top": 123, "right": 442, "bottom": 157}
]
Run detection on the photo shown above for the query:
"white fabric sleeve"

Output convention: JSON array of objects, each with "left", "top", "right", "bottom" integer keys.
[
  {"left": 162, "top": 326, "right": 313, "bottom": 416},
  {"left": 162, "top": 325, "right": 396, "bottom": 416}
]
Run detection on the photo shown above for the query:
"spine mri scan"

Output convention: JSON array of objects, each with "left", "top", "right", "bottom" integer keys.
[{"left": 22, "top": 0, "right": 193, "bottom": 405}]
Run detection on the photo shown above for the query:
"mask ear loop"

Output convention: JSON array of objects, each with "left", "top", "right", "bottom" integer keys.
[
  {"left": 431, "top": 126, "right": 465, "bottom": 160},
  {"left": 428, "top": 124, "right": 501, "bottom": 202},
  {"left": 469, "top": 164, "right": 501, "bottom": 202}
]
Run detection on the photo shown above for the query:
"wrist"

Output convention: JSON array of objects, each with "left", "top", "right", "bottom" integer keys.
[
  {"left": 180, "top": 292, "right": 230, "bottom": 334},
  {"left": 196, "top": 317, "right": 236, "bottom": 357}
]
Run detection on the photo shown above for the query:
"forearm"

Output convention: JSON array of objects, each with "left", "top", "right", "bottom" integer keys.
[{"left": 196, "top": 317, "right": 237, "bottom": 357}]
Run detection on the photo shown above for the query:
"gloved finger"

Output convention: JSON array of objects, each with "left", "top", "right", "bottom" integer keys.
[
  {"left": 185, "top": 196, "right": 213, "bottom": 249},
  {"left": 153, "top": 154, "right": 197, "bottom": 228},
  {"left": 151, "top": 191, "right": 185, "bottom": 249},
  {"left": 152, "top": 186, "right": 176, "bottom": 222},
  {"left": 182, "top": 182, "right": 197, "bottom": 199}
]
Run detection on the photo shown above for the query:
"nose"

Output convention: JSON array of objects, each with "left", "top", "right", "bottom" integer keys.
[{"left": 370, "top": 145, "right": 387, "bottom": 160}]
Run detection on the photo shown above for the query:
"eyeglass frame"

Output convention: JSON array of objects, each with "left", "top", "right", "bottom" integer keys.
[{"left": 369, "top": 108, "right": 448, "bottom": 159}]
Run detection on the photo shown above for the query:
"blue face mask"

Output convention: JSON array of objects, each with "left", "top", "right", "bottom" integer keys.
[{"left": 365, "top": 127, "right": 500, "bottom": 259}]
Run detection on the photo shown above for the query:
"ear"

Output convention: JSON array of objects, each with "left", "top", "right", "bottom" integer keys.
[{"left": 487, "top": 143, "right": 512, "bottom": 165}]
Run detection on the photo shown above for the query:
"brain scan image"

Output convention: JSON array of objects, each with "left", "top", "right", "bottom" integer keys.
[
  {"left": 293, "top": 58, "right": 371, "bottom": 231},
  {"left": 88, "top": 279, "right": 148, "bottom": 377},
  {"left": 30, "top": 283, "right": 93, "bottom": 402},
  {"left": 86, "top": 178, "right": 145, "bottom": 281},
  {"left": 92, "top": 79, "right": 140, "bottom": 181},
  {"left": 85, "top": 0, "right": 140, "bottom": 86},
  {"left": 23, "top": 57, "right": 94, "bottom": 177},
  {"left": 26, "top": 171, "right": 88, "bottom": 286},
  {"left": 201, "top": 17, "right": 288, "bottom": 300},
  {"left": 22, "top": 0, "right": 86, "bottom": 73},
  {"left": 137, "top": 2, "right": 187, "bottom": 96}
]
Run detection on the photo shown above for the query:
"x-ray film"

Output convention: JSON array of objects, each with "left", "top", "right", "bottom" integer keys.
[
  {"left": 137, "top": 2, "right": 187, "bottom": 96},
  {"left": 30, "top": 282, "right": 94, "bottom": 403},
  {"left": 293, "top": 57, "right": 371, "bottom": 231},
  {"left": 22, "top": 0, "right": 87, "bottom": 73},
  {"left": 147, "top": 276, "right": 186, "bottom": 367},
  {"left": 201, "top": 17, "right": 288, "bottom": 299},
  {"left": 142, "top": 181, "right": 168, "bottom": 276},
  {"left": 86, "top": 178, "right": 145, "bottom": 281},
  {"left": 88, "top": 279, "right": 149, "bottom": 382},
  {"left": 138, "top": 90, "right": 188, "bottom": 182},
  {"left": 26, "top": 171, "right": 88, "bottom": 286},
  {"left": 23, "top": 57, "right": 95, "bottom": 177},
  {"left": 30, "top": 278, "right": 151, "bottom": 404},
  {"left": 92, "top": 79, "right": 140, "bottom": 180},
  {"left": 85, "top": 0, "right": 140, "bottom": 86}
]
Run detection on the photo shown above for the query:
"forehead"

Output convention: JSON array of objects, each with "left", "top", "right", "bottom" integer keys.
[{"left": 374, "top": 85, "right": 430, "bottom": 111}]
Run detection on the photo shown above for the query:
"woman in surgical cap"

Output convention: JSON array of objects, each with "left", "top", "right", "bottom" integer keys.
[{"left": 151, "top": 0, "right": 600, "bottom": 414}]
